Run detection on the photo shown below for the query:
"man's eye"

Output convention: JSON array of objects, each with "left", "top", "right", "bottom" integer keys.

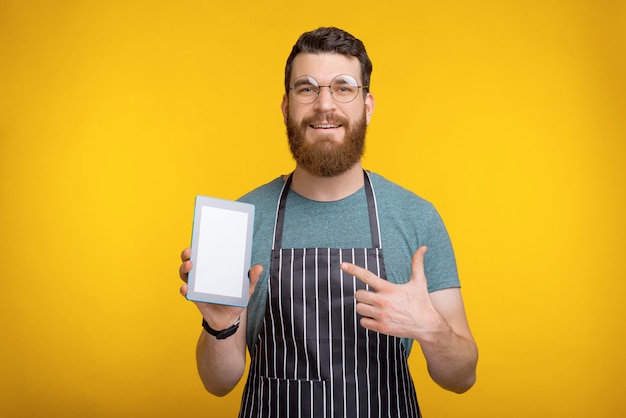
[
  {"left": 334, "top": 85, "right": 356, "bottom": 95},
  {"left": 297, "top": 86, "right": 317, "bottom": 94}
]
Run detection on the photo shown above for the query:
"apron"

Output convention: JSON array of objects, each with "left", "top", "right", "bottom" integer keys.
[{"left": 239, "top": 171, "right": 421, "bottom": 418}]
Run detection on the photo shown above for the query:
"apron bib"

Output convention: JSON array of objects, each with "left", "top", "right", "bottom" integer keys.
[{"left": 240, "top": 171, "right": 421, "bottom": 418}]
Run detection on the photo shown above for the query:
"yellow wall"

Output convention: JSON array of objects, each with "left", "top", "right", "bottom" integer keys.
[{"left": 1, "top": 1, "right": 624, "bottom": 417}]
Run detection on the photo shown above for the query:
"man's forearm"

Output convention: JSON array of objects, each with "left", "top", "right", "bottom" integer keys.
[
  {"left": 419, "top": 321, "right": 478, "bottom": 393},
  {"left": 195, "top": 329, "right": 248, "bottom": 396}
]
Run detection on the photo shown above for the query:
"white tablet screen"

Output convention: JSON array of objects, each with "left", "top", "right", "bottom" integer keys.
[
  {"left": 187, "top": 195, "right": 254, "bottom": 306},
  {"left": 194, "top": 205, "right": 248, "bottom": 298}
]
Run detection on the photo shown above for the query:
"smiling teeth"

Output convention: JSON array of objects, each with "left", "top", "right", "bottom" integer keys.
[{"left": 313, "top": 124, "right": 339, "bottom": 129}]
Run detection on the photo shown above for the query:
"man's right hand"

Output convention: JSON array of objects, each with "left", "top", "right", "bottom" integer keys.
[{"left": 178, "top": 248, "right": 263, "bottom": 331}]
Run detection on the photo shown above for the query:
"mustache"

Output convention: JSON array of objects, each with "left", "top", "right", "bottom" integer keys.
[{"left": 301, "top": 113, "right": 349, "bottom": 126}]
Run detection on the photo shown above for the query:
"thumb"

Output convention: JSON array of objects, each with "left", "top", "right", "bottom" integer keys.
[
  {"left": 410, "top": 246, "right": 428, "bottom": 284},
  {"left": 248, "top": 264, "right": 263, "bottom": 301}
]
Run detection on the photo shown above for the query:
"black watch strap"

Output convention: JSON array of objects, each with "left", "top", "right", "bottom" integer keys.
[{"left": 202, "top": 317, "right": 240, "bottom": 340}]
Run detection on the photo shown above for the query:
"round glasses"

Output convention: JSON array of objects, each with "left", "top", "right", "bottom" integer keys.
[{"left": 289, "top": 74, "right": 368, "bottom": 104}]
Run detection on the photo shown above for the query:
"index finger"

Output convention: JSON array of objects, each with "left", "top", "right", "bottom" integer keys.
[
  {"left": 180, "top": 248, "right": 191, "bottom": 262},
  {"left": 340, "top": 262, "right": 386, "bottom": 291}
]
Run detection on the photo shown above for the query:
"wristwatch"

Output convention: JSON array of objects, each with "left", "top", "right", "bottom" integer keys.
[{"left": 202, "top": 317, "right": 240, "bottom": 340}]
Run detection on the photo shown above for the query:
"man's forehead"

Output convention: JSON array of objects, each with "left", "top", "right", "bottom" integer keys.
[{"left": 290, "top": 52, "right": 361, "bottom": 81}]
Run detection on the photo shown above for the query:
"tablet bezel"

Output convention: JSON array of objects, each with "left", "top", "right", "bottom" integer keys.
[{"left": 186, "top": 195, "right": 254, "bottom": 307}]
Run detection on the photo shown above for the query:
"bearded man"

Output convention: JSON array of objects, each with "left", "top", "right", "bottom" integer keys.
[{"left": 179, "top": 27, "right": 478, "bottom": 418}]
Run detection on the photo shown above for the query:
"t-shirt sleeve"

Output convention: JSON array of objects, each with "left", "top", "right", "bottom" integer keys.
[{"left": 421, "top": 205, "right": 460, "bottom": 292}]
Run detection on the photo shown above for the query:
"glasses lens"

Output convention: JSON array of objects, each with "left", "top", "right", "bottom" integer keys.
[
  {"left": 330, "top": 74, "right": 360, "bottom": 103},
  {"left": 291, "top": 76, "right": 320, "bottom": 104}
]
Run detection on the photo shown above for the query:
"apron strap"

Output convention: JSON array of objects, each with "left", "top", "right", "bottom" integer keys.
[
  {"left": 363, "top": 170, "right": 382, "bottom": 249},
  {"left": 272, "top": 170, "right": 382, "bottom": 250},
  {"left": 271, "top": 174, "right": 292, "bottom": 251}
]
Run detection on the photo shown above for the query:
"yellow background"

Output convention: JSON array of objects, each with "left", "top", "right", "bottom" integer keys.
[{"left": 1, "top": 0, "right": 624, "bottom": 417}]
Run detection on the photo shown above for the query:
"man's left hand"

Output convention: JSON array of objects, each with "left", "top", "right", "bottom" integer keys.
[{"left": 340, "top": 246, "right": 442, "bottom": 340}]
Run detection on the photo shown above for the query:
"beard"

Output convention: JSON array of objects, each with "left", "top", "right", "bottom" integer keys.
[{"left": 286, "top": 109, "right": 367, "bottom": 178}]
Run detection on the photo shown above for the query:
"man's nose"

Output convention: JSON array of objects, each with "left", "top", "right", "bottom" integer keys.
[{"left": 314, "top": 86, "right": 336, "bottom": 110}]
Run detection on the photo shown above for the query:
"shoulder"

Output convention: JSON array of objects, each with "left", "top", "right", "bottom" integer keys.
[
  {"left": 369, "top": 171, "right": 459, "bottom": 292},
  {"left": 238, "top": 177, "right": 285, "bottom": 210},
  {"left": 368, "top": 172, "right": 438, "bottom": 220}
]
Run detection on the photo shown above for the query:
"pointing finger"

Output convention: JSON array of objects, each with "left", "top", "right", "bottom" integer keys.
[{"left": 340, "top": 262, "right": 385, "bottom": 291}]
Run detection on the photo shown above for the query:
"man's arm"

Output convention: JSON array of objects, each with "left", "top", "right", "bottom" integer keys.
[
  {"left": 340, "top": 246, "right": 478, "bottom": 393},
  {"left": 418, "top": 287, "right": 478, "bottom": 393},
  {"left": 194, "top": 313, "right": 249, "bottom": 396},
  {"left": 179, "top": 248, "right": 262, "bottom": 396}
]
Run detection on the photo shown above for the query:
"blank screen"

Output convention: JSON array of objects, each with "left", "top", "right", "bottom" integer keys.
[{"left": 193, "top": 205, "right": 249, "bottom": 298}]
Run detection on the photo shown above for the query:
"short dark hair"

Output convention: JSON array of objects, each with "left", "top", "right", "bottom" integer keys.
[{"left": 284, "top": 27, "right": 373, "bottom": 95}]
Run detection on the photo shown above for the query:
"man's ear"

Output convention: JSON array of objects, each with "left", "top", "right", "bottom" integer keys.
[
  {"left": 365, "top": 92, "right": 375, "bottom": 125},
  {"left": 281, "top": 94, "right": 289, "bottom": 125}
]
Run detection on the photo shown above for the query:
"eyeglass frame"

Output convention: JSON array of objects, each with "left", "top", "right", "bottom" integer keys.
[{"left": 288, "top": 74, "right": 369, "bottom": 104}]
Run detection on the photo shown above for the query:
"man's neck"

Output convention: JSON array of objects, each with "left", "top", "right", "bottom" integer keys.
[{"left": 289, "top": 162, "right": 365, "bottom": 202}]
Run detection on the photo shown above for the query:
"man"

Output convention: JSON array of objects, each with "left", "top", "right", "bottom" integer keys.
[{"left": 179, "top": 27, "right": 478, "bottom": 417}]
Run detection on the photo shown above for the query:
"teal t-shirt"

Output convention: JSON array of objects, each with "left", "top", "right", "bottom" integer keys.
[{"left": 238, "top": 172, "right": 459, "bottom": 354}]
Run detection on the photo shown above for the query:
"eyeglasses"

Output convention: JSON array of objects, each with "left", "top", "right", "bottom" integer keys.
[{"left": 289, "top": 74, "right": 368, "bottom": 104}]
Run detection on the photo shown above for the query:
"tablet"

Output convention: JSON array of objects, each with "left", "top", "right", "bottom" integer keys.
[{"left": 187, "top": 195, "right": 255, "bottom": 307}]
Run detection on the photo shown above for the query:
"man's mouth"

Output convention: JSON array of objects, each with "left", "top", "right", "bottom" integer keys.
[{"left": 310, "top": 123, "right": 341, "bottom": 129}]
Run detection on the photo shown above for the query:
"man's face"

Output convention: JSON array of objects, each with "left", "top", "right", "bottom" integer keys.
[{"left": 282, "top": 53, "right": 374, "bottom": 177}]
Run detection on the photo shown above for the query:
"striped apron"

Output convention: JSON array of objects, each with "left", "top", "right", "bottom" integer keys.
[{"left": 239, "top": 171, "right": 421, "bottom": 418}]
